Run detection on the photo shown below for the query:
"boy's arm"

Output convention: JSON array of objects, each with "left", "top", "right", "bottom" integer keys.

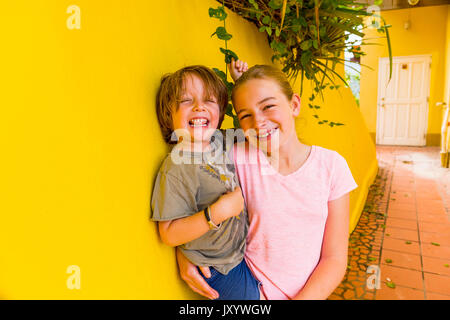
[
  {"left": 159, "top": 186, "right": 244, "bottom": 247},
  {"left": 293, "top": 193, "right": 349, "bottom": 300},
  {"left": 228, "top": 58, "right": 248, "bottom": 82}
]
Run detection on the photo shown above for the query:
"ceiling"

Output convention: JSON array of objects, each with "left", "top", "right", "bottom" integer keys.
[{"left": 360, "top": 0, "right": 450, "bottom": 11}]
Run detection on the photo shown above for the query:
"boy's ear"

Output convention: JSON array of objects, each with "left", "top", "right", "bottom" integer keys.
[{"left": 291, "top": 94, "right": 301, "bottom": 117}]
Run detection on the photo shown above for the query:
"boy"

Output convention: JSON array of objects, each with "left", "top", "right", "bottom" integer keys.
[{"left": 151, "top": 65, "right": 260, "bottom": 300}]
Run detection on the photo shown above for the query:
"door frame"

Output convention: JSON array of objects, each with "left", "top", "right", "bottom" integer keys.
[{"left": 376, "top": 54, "right": 432, "bottom": 146}]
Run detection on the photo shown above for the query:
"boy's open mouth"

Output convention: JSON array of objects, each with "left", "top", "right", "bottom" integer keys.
[{"left": 189, "top": 117, "right": 209, "bottom": 128}]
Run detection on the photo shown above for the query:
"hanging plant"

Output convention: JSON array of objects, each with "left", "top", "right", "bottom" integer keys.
[{"left": 209, "top": 0, "right": 392, "bottom": 127}]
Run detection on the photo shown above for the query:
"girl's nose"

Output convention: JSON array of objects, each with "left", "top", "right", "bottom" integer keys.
[{"left": 253, "top": 113, "right": 266, "bottom": 129}]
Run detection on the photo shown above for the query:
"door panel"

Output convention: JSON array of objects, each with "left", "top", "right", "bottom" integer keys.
[{"left": 376, "top": 55, "right": 431, "bottom": 146}]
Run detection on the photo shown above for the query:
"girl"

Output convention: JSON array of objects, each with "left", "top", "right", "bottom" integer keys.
[{"left": 177, "top": 61, "right": 357, "bottom": 300}]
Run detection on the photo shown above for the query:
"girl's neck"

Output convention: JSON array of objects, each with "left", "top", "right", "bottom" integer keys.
[{"left": 267, "top": 136, "right": 311, "bottom": 176}]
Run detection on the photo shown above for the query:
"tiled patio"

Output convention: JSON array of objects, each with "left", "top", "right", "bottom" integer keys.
[{"left": 329, "top": 146, "right": 450, "bottom": 300}]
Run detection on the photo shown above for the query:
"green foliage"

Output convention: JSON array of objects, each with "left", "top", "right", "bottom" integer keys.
[
  {"left": 209, "top": 0, "right": 392, "bottom": 128},
  {"left": 212, "top": 26, "right": 233, "bottom": 40}
]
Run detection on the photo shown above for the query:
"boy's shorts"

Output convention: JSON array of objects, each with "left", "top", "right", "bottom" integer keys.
[{"left": 200, "top": 259, "right": 261, "bottom": 300}]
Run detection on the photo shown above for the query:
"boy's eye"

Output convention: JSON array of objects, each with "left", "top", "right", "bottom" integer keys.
[
  {"left": 239, "top": 114, "right": 250, "bottom": 120},
  {"left": 205, "top": 99, "right": 217, "bottom": 104},
  {"left": 263, "top": 105, "right": 275, "bottom": 110},
  {"left": 180, "top": 98, "right": 192, "bottom": 103}
]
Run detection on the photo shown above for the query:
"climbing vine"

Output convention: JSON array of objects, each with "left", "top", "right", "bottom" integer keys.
[{"left": 209, "top": 0, "right": 392, "bottom": 128}]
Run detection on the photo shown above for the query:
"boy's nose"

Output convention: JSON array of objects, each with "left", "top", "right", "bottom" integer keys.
[{"left": 192, "top": 102, "right": 206, "bottom": 112}]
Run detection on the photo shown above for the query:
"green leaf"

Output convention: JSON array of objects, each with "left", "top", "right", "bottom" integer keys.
[
  {"left": 386, "top": 281, "right": 396, "bottom": 289},
  {"left": 259, "top": 26, "right": 266, "bottom": 33},
  {"left": 431, "top": 242, "right": 441, "bottom": 246},
  {"left": 266, "top": 27, "right": 272, "bottom": 36},
  {"left": 275, "top": 27, "right": 281, "bottom": 37},
  {"left": 225, "top": 103, "right": 234, "bottom": 117},
  {"left": 213, "top": 68, "right": 227, "bottom": 83},
  {"left": 212, "top": 26, "right": 232, "bottom": 41},
  {"left": 219, "top": 48, "right": 238, "bottom": 64},
  {"left": 208, "top": 6, "right": 227, "bottom": 21},
  {"left": 270, "top": 40, "right": 287, "bottom": 54},
  {"left": 300, "top": 40, "right": 312, "bottom": 51},
  {"left": 300, "top": 51, "right": 312, "bottom": 68},
  {"left": 268, "top": 0, "right": 283, "bottom": 9},
  {"left": 233, "top": 115, "right": 240, "bottom": 129},
  {"left": 262, "top": 15, "right": 271, "bottom": 25},
  {"left": 385, "top": 259, "right": 392, "bottom": 264},
  {"left": 248, "top": 0, "right": 259, "bottom": 9},
  {"left": 312, "top": 40, "right": 318, "bottom": 49}
]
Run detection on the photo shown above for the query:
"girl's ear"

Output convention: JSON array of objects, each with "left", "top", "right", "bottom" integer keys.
[{"left": 290, "top": 94, "right": 301, "bottom": 117}]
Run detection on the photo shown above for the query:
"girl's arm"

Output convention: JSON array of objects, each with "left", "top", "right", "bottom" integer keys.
[
  {"left": 176, "top": 247, "right": 219, "bottom": 300},
  {"left": 159, "top": 187, "right": 244, "bottom": 247},
  {"left": 293, "top": 193, "right": 350, "bottom": 300}
]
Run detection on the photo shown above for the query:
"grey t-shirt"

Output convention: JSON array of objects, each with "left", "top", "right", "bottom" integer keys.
[{"left": 150, "top": 138, "right": 248, "bottom": 275}]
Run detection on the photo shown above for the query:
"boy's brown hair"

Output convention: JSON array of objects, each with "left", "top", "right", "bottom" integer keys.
[{"left": 156, "top": 65, "right": 228, "bottom": 144}]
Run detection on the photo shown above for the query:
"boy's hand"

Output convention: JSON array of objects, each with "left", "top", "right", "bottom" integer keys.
[
  {"left": 211, "top": 186, "right": 245, "bottom": 223},
  {"left": 228, "top": 58, "right": 248, "bottom": 82}
]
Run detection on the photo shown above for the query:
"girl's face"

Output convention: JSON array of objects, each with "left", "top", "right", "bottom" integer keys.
[
  {"left": 233, "top": 78, "right": 300, "bottom": 154},
  {"left": 171, "top": 74, "right": 221, "bottom": 146}
]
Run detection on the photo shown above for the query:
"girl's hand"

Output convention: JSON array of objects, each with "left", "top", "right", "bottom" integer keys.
[
  {"left": 228, "top": 58, "right": 248, "bottom": 82},
  {"left": 176, "top": 247, "right": 219, "bottom": 300}
]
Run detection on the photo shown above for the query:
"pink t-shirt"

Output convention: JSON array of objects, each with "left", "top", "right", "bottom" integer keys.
[{"left": 233, "top": 144, "right": 358, "bottom": 300}]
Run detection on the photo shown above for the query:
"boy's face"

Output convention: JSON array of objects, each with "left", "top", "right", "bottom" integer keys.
[{"left": 171, "top": 74, "right": 221, "bottom": 145}]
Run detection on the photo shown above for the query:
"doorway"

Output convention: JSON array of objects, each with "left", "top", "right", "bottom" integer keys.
[{"left": 376, "top": 55, "right": 431, "bottom": 146}]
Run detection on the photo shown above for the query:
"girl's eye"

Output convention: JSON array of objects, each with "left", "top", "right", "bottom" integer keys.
[
  {"left": 180, "top": 99, "right": 192, "bottom": 103},
  {"left": 263, "top": 105, "right": 275, "bottom": 110},
  {"left": 205, "top": 99, "right": 217, "bottom": 104},
  {"left": 239, "top": 114, "right": 250, "bottom": 120}
]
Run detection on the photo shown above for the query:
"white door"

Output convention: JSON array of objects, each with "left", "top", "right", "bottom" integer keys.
[{"left": 376, "top": 55, "right": 431, "bottom": 146}]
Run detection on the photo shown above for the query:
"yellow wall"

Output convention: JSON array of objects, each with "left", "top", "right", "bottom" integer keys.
[
  {"left": 360, "top": 5, "right": 449, "bottom": 141},
  {"left": 0, "top": 0, "right": 375, "bottom": 299},
  {"left": 444, "top": 5, "right": 450, "bottom": 151}
]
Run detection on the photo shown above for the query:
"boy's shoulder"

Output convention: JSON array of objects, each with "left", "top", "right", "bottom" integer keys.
[{"left": 156, "top": 151, "right": 195, "bottom": 181}]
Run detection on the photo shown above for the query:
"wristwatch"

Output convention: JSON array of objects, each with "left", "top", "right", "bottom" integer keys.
[{"left": 204, "top": 206, "right": 221, "bottom": 230}]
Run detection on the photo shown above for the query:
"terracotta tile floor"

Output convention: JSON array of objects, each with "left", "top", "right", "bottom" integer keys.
[{"left": 329, "top": 146, "right": 450, "bottom": 300}]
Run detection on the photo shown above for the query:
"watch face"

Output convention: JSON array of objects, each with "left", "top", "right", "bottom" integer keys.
[{"left": 408, "top": 0, "right": 420, "bottom": 5}]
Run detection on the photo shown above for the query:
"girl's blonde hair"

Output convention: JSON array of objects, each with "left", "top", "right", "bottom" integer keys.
[
  {"left": 231, "top": 65, "right": 294, "bottom": 103},
  {"left": 156, "top": 65, "right": 228, "bottom": 144}
]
